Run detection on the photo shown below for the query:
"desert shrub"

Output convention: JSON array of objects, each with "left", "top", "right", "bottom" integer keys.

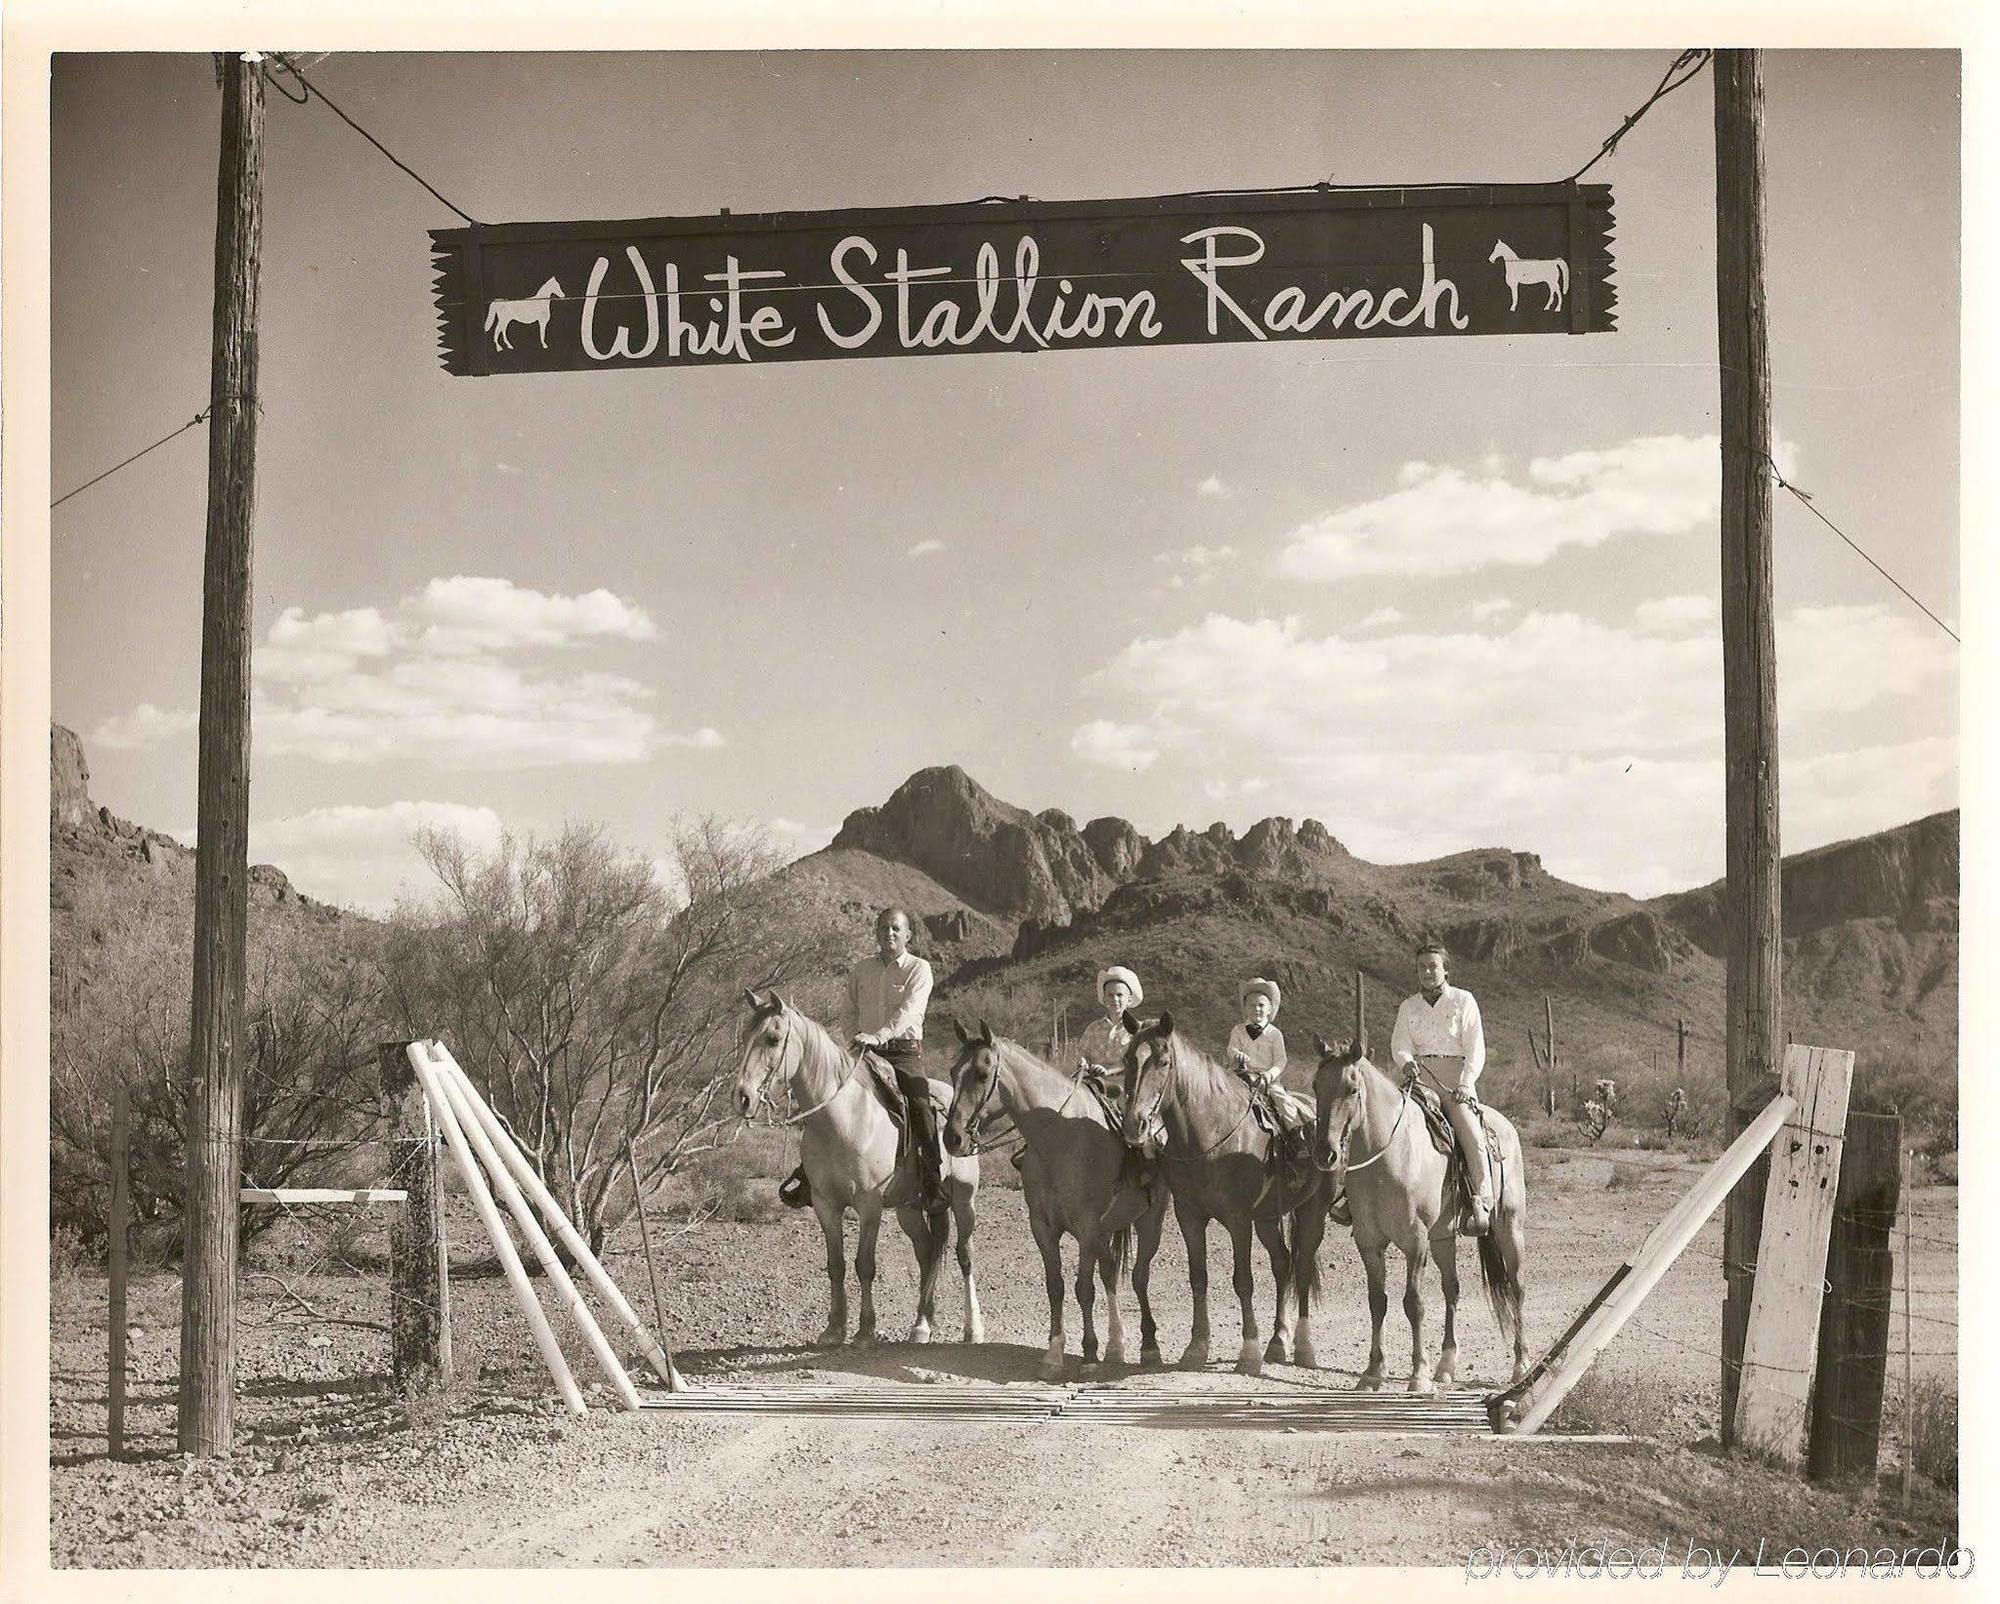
[
  {"left": 50, "top": 1223, "right": 92, "bottom": 1290},
  {"left": 1546, "top": 1366, "right": 1682, "bottom": 1437},
  {"left": 1852, "top": 1041, "right": 1958, "bottom": 1157},
  {"left": 50, "top": 869, "right": 391, "bottom": 1253},
  {"left": 383, "top": 819, "right": 846, "bottom": 1255},
  {"left": 1605, "top": 1161, "right": 1646, "bottom": 1192},
  {"left": 1909, "top": 1376, "right": 1959, "bottom": 1487}
]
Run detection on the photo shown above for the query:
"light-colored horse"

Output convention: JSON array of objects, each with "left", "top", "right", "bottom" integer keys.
[
  {"left": 733, "top": 990, "right": 982, "bottom": 1347},
  {"left": 1488, "top": 241, "right": 1568, "bottom": 312},
  {"left": 1310, "top": 1037, "right": 1528, "bottom": 1393},
  {"left": 1119, "top": 1011, "right": 1327, "bottom": 1376},
  {"left": 940, "top": 1022, "right": 1169, "bottom": 1378},
  {"left": 485, "top": 277, "right": 565, "bottom": 350}
]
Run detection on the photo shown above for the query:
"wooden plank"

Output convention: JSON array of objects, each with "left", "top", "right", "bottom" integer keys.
[
  {"left": 380, "top": 1039, "right": 451, "bottom": 1397},
  {"left": 1808, "top": 1110, "right": 1900, "bottom": 1482},
  {"left": 1498, "top": 1092, "right": 1795, "bottom": 1434},
  {"left": 237, "top": 1188, "right": 408, "bottom": 1204},
  {"left": 1733, "top": 1044, "right": 1854, "bottom": 1464}
]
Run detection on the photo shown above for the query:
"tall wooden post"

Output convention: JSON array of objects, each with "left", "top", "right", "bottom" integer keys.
[
  {"left": 1714, "top": 46, "right": 1782, "bottom": 1449},
  {"left": 177, "top": 52, "right": 265, "bottom": 1457},
  {"left": 380, "top": 1041, "right": 451, "bottom": 1396},
  {"left": 108, "top": 1083, "right": 129, "bottom": 1460},
  {"left": 1353, "top": 969, "right": 1365, "bottom": 1052},
  {"left": 1807, "top": 1111, "right": 1900, "bottom": 1482}
]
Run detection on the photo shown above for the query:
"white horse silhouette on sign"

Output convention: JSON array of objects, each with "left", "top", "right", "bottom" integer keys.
[
  {"left": 1489, "top": 242, "right": 1568, "bottom": 312},
  {"left": 485, "top": 278, "right": 565, "bottom": 350}
]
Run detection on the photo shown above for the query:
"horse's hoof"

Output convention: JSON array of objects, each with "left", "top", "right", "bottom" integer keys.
[
  {"left": 964, "top": 1323, "right": 986, "bottom": 1345},
  {"left": 1141, "top": 1346, "right": 1164, "bottom": 1369},
  {"left": 854, "top": 1329, "right": 879, "bottom": 1349},
  {"left": 1408, "top": 1375, "right": 1436, "bottom": 1396},
  {"left": 1433, "top": 1353, "right": 1459, "bottom": 1388},
  {"left": 1235, "top": 1348, "right": 1265, "bottom": 1378},
  {"left": 1294, "top": 1336, "right": 1320, "bottom": 1370},
  {"left": 1264, "top": 1336, "right": 1290, "bottom": 1365},
  {"left": 816, "top": 1327, "right": 846, "bottom": 1348},
  {"left": 1354, "top": 1372, "right": 1385, "bottom": 1392},
  {"left": 1178, "top": 1344, "right": 1209, "bottom": 1371},
  {"left": 1080, "top": 1354, "right": 1101, "bottom": 1372},
  {"left": 1040, "top": 1355, "right": 1067, "bottom": 1381},
  {"left": 906, "top": 1322, "right": 931, "bottom": 1345},
  {"left": 1104, "top": 1343, "right": 1127, "bottom": 1367}
]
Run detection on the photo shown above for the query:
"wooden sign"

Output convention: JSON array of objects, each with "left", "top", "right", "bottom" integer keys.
[{"left": 431, "top": 183, "right": 1615, "bottom": 377}]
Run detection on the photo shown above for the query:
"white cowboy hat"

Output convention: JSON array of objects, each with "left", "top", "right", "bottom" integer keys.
[
  {"left": 1097, "top": 966, "right": 1143, "bottom": 1007},
  {"left": 1240, "top": 977, "right": 1282, "bottom": 1017}
]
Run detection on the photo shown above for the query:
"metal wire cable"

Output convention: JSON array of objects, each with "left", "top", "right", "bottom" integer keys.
[
  {"left": 264, "top": 54, "right": 485, "bottom": 226},
  {"left": 1765, "top": 453, "right": 1960, "bottom": 644},
  {"left": 50, "top": 410, "right": 208, "bottom": 509},
  {"left": 1564, "top": 49, "right": 1715, "bottom": 183}
]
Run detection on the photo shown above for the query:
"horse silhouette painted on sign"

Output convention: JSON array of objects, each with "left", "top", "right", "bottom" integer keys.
[
  {"left": 1119, "top": 1011, "right": 1328, "bottom": 1375},
  {"left": 1488, "top": 242, "right": 1568, "bottom": 312},
  {"left": 941, "top": 1022, "right": 1169, "bottom": 1377},
  {"left": 734, "top": 991, "right": 982, "bottom": 1347},
  {"left": 1311, "top": 1037, "right": 1529, "bottom": 1393},
  {"left": 485, "top": 278, "right": 566, "bottom": 350}
]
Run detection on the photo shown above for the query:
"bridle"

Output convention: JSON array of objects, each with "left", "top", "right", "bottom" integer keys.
[
  {"left": 946, "top": 1038, "right": 1052, "bottom": 1156},
  {"left": 743, "top": 1006, "right": 854, "bottom": 1126},
  {"left": 1313, "top": 1058, "right": 1415, "bottom": 1174},
  {"left": 1130, "top": 1033, "right": 1254, "bottom": 1160}
]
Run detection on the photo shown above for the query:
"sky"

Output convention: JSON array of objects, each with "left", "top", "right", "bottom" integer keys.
[{"left": 49, "top": 49, "right": 1961, "bottom": 912}]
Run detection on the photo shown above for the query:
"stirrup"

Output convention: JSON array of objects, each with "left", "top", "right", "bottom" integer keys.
[
  {"left": 1457, "top": 1197, "right": 1493, "bottom": 1237},
  {"left": 1328, "top": 1189, "right": 1352, "bottom": 1227},
  {"left": 778, "top": 1166, "right": 812, "bottom": 1209}
]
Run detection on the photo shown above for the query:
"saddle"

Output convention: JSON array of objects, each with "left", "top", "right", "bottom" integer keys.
[
  {"left": 1244, "top": 1079, "right": 1316, "bottom": 1140},
  {"left": 1405, "top": 1077, "right": 1500, "bottom": 1214}
]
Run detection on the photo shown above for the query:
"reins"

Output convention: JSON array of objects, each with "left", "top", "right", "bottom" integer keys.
[{"left": 1321, "top": 1062, "right": 1417, "bottom": 1175}]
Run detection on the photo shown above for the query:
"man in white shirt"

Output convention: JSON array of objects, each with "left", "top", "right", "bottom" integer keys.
[
  {"left": 1389, "top": 941, "right": 1493, "bottom": 1236},
  {"left": 847, "top": 907, "right": 943, "bottom": 1209}
]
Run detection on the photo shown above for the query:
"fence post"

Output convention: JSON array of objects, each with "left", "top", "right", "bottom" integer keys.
[
  {"left": 108, "top": 1082, "right": 129, "bottom": 1460},
  {"left": 1806, "top": 1110, "right": 1900, "bottom": 1482},
  {"left": 379, "top": 1040, "right": 451, "bottom": 1396},
  {"left": 1901, "top": 1146, "right": 1914, "bottom": 1510}
]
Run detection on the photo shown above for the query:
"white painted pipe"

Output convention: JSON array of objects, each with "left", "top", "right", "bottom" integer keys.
[
  {"left": 432, "top": 1052, "right": 641, "bottom": 1410},
  {"left": 407, "top": 1043, "right": 586, "bottom": 1417},
  {"left": 1508, "top": 1091, "right": 1796, "bottom": 1436},
  {"left": 432, "top": 1043, "right": 687, "bottom": 1391}
]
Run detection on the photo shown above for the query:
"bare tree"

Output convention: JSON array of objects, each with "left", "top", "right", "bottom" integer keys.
[{"left": 383, "top": 817, "right": 841, "bottom": 1254}]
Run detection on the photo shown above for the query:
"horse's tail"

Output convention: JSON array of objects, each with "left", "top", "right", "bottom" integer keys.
[
  {"left": 1475, "top": 1218, "right": 1522, "bottom": 1347},
  {"left": 1111, "top": 1225, "right": 1131, "bottom": 1280},
  {"left": 1292, "top": 1207, "right": 1322, "bottom": 1312},
  {"left": 483, "top": 302, "right": 500, "bottom": 330},
  {"left": 1557, "top": 257, "right": 1571, "bottom": 293}
]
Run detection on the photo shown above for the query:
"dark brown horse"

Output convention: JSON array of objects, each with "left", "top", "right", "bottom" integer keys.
[{"left": 1119, "top": 1011, "right": 1327, "bottom": 1374}]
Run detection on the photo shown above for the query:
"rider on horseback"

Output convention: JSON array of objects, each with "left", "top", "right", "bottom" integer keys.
[
  {"left": 1229, "top": 978, "right": 1313, "bottom": 1188},
  {"left": 1077, "top": 965, "right": 1160, "bottom": 1198},
  {"left": 848, "top": 907, "right": 947, "bottom": 1211},
  {"left": 1389, "top": 941, "right": 1493, "bottom": 1236}
]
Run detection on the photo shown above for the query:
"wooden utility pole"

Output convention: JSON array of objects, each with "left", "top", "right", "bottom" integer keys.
[
  {"left": 1714, "top": 46, "right": 1782, "bottom": 1449},
  {"left": 178, "top": 52, "right": 266, "bottom": 1457},
  {"left": 1353, "top": 969, "right": 1366, "bottom": 1052}
]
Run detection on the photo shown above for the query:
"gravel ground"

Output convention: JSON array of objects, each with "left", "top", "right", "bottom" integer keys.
[{"left": 47, "top": 1144, "right": 1959, "bottom": 1567}]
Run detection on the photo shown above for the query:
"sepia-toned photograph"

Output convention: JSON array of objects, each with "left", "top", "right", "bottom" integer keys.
[{"left": 16, "top": 29, "right": 1966, "bottom": 1577}]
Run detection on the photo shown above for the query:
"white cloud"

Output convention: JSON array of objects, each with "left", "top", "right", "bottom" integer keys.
[
  {"left": 91, "top": 703, "right": 197, "bottom": 750},
  {"left": 1468, "top": 597, "right": 1514, "bottom": 622},
  {"left": 1279, "top": 434, "right": 1723, "bottom": 582},
  {"left": 249, "top": 800, "right": 505, "bottom": 914},
  {"left": 1196, "top": 475, "right": 1232, "bottom": 499},
  {"left": 1071, "top": 719, "right": 1160, "bottom": 772},
  {"left": 908, "top": 539, "right": 947, "bottom": 559},
  {"left": 410, "top": 575, "right": 656, "bottom": 656},
  {"left": 1633, "top": 594, "right": 1717, "bottom": 632},
  {"left": 1073, "top": 602, "right": 1954, "bottom": 890},
  {"left": 1358, "top": 607, "right": 1405, "bottom": 630},
  {"left": 1154, "top": 543, "right": 1239, "bottom": 591},
  {"left": 766, "top": 816, "right": 840, "bottom": 859},
  {"left": 232, "top": 576, "right": 708, "bottom": 770}
]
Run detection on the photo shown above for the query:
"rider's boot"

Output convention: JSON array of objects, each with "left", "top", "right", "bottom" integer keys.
[{"left": 1447, "top": 1093, "right": 1493, "bottom": 1236}]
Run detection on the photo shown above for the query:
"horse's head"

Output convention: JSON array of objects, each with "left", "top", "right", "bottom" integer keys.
[
  {"left": 1310, "top": 1034, "right": 1368, "bottom": 1172},
  {"left": 538, "top": 276, "right": 566, "bottom": 300},
  {"left": 1488, "top": 241, "right": 1511, "bottom": 263},
  {"left": 942, "top": 1020, "right": 1002, "bottom": 1156},
  {"left": 734, "top": 988, "right": 792, "bottom": 1117},
  {"left": 1120, "top": 1009, "right": 1176, "bottom": 1147}
]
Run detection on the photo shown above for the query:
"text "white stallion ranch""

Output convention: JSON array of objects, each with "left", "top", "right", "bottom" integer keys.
[{"left": 574, "top": 222, "right": 1471, "bottom": 364}]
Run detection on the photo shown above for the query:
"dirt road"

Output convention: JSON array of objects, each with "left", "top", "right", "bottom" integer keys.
[{"left": 49, "top": 1144, "right": 1958, "bottom": 1567}]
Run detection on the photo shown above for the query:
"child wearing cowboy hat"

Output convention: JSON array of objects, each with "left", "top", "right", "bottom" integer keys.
[
  {"left": 1077, "top": 965, "right": 1143, "bottom": 1084},
  {"left": 1231, "top": 977, "right": 1313, "bottom": 1168}
]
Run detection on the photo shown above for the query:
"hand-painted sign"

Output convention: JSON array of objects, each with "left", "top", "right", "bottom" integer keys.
[{"left": 430, "top": 183, "right": 1614, "bottom": 377}]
